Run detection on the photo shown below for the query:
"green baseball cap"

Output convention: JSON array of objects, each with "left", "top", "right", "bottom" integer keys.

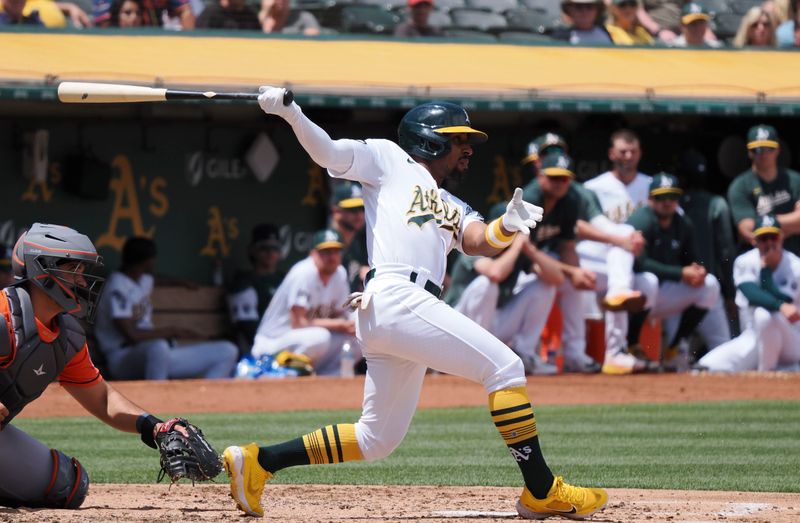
[
  {"left": 649, "top": 172, "right": 683, "bottom": 197},
  {"left": 754, "top": 214, "right": 781, "bottom": 237},
  {"left": 747, "top": 124, "right": 779, "bottom": 150},
  {"left": 311, "top": 229, "right": 345, "bottom": 250},
  {"left": 334, "top": 182, "right": 364, "bottom": 209},
  {"left": 681, "top": 2, "right": 710, "bottom": 24},
  {"left": 522, "top": 132, "right": 568, "bottom": 165},
  {"left": 540, "top": 152, "right": 574, "bottom": 177}
]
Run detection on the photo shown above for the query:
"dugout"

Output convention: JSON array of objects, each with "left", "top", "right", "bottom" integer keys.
[{"left": 1, "top": 28, "right": 798, "bottom": 283}]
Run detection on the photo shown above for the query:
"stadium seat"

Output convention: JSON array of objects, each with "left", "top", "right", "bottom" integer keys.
[
  {"left": 434, "top": 0, "right": 466, "bottom": 12},
  {"left": 428, "top": 9, "right": 453, "bottom": 29},
  {"left": 356, "top": 0, "right": 406, "bottom": 9},
  {"left": 713, "top": 12, "right": 742, "bottom": 39},
  {"left": 450, "top": 8, "right": 508, "bottom": 31},
  {"left": 505, "top": 7, "right": 559, "bottom": 33},
  {"left": 443, "top": 28, "right": 498, "bottom": 41},
  {"left": 729, "top": 0, "right": 761, "bottom": 15},
  {"left": 464, "top": 0, "right": 518, "bottom": 14},
  {"left": 519, "top": 0, "right": 561, "bottom": 14},
  {"left": 337, "top": 5, "right": 400, "bottom": 34},
  {"left": 497, "top": 30, "right": 554, "bottom": 43},
  {"left": 698, "top": 0, "right": 731, "bottom": 15}
]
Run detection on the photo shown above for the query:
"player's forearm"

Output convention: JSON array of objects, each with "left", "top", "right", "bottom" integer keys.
[
  {"left": 530, "top": 250, "right": 564, "bottom": 286},
  {"left": 639, "top": 258, "right": 682, "bottom": 281},
  {"left": 283, "top": 106, "right": 355, "bottom": 173},
  {"left": 462, "top": 222, "right": 507, "bottom": 257},
  {"left": 65, "top": 381, "right": 143, "bottom": 433},
  {"left": 776, "top": 209, "right": 800, "bottom": 235},
  {"left": 738, "top": 282, "right": 786, "bottom": 311},
  {"left": 475, "top": 243, "right": 522, "bottom": 283}
]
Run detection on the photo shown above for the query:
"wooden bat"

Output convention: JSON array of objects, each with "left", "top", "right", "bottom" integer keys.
[{"left": 57, "top": 82, "right": 293, "bottom": 105}]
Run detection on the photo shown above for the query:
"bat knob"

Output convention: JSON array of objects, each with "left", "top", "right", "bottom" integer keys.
[{"left": 282, "top": 89, "right": 294, "bottom": 106}]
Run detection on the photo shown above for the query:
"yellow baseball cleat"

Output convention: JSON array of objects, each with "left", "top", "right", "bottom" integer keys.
[
  {"left": 516, "top": 476, "right": 608, "bottom": 520},
  {"left": 223, "top": 443, "right": 273, "bottom": 517},
  {"left": 601, "top": 290, "right": 646, "bottom": 313}
]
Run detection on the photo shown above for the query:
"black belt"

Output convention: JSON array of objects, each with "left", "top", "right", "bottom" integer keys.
[{"left": 364, "top": 268, "right": 443, "bottom": 299}]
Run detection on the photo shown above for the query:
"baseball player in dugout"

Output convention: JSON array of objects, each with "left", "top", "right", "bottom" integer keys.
[
  {"left": 251, "top": 229, "right": 359, "bottom": 376},
  {"left": 0, "top": 224, "right": 214, "bottom": 509},
  {"left": 521, "top": 151, "right": 604, "bottom": 374},
  {"left": 222, "top": 87, "right": 608, "bottom": 519},
  {"left": 626, "top": 174, "right": 721, "bottom": 371},
  {"left": 697, "top": 215, "right": 800, "bottom": 372},
  {"left": 577, "top": 129, "right": 659, "bottom": 375},
  {"left": 446, "top": 202, "right": 563, "bottom": 376},
  {"left": 329, "top": 181, "right": 370, "bottom": 291},
  {"left": 727, "top": 124, "right": 800, "bottom": 256}
]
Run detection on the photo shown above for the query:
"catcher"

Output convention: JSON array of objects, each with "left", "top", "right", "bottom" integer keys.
[{"left": 0, "top": 223, "right": 221, "bottom": 509}]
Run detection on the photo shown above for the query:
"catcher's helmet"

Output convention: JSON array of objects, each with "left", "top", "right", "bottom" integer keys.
[
  {"left": 398, "top": 102, "right": 487, "bottom": 161},
  {"left": 12, "top": 223, "right": 105, "bottom": 321}
]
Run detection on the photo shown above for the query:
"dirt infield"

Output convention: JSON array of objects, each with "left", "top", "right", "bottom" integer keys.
[{"left": 11, "top": 372, "right": 800, "bottom": 522}]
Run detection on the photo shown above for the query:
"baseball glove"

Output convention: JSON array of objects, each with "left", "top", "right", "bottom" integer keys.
[{"left": 155, "top": 418, "right": 223, "bottom": 483}]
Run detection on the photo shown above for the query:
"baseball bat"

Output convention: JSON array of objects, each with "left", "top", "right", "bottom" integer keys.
[{"left": 57, "top": 82, "right": 294, "bottom": 105}]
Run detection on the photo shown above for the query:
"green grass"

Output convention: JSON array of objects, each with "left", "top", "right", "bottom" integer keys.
[{"left": 12, "top": 400, "right": 800, "bottom": 492}]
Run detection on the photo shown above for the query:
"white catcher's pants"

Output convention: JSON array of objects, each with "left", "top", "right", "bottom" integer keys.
[
  {"left": 353, "top": 274, "right": 526, "bottom": 461},
  {"left": 454, "top": 275, "right": 557, "bottom": 358}
]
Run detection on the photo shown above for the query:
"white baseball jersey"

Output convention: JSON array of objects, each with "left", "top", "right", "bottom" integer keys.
[
  {"left": 578, "top": 171, "right": 651, "bottom": 260},
  {"left": 256, "top": 256, "right": 350, "bottom": 339},
  {"left": 733, "top": 248, "right": 800, "bottom": 312},
  {"left": 94, "top": 271, "right": 154, "bottom": 351},
  {"left": 328, "top": 139, "right": 482, "bottom": 285}
]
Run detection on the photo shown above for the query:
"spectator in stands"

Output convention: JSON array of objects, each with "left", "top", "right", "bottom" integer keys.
[
  {"left": 394, "top": 0, "right": 443, "bottom": 37},
  {"left": 552, "top": 0, "right": 612, "bottom": 44},
  {"left": 671, "top": 2, "right": 722, "bottom": 47},
  {"left": 93, "top": 236, "right": 238, "bottom": 380},
  {"left": 108, "top": 0, "right": 141, "bottom": 26},
  {"left": 606, "top": 0, "right": 655, "bottom": 45},
  {"left": 197, "top": 0, "right": 259, "bottom": 30},
  {"left": 0, "top": 0, "right": 92, "bottom": 27},
  {"left": 0, "top": 244, "right": 13, "bottom": 288},
  {"left": 727, "top": 125, "right": 800, "bottom": 256},
  {"left": 329, "top": 182, "right": 369, "bottom": 291},
  {"left": 776, "top": 0, "right": 800, "bottom": 47},
  {"left": 635, "top": 0, "right": 680, "bottom": 42},
  {"left": 251, "top": 229, "right": 359, "bottom": 376},
  {"left": 227, "top": 223, "right": 286, "bottom": 356},
  {"left": 0, "top": 0, "right": 44, "bottom": 24},
  {"left": 94, "top": 0, "right": 194, "bottom": 29},
  {"left": 733, "top": 6, "right": 777, "bottom": 47},
  {"left": 259, "top": 0, "right": 319, "bottom": 35}
]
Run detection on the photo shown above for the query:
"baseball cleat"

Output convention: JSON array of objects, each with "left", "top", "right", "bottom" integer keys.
[
  {"left": 562, "top": 354, "right": 601, "bottom": 374},
  {"left": 516, "top": 476, "right": 608, "bottom": 520},
  {"left": 602, "top": 291, "right": 646, "bottom": 313},
  {"left": 223, "top": 443, "right": 272, "bottom": 517},
  {"left": 601, "top": 349, "right": 654, "bottom": 375}
]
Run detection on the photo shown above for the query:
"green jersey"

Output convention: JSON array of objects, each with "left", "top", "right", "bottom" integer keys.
[
  {"left": 521, "top": 180, "right": 579, "bottom": 252},
  {"left": 343, "top": 227, "right": 368, "bottom": 291},
  {"left": 571, "top": 183, "right": 603, "bottom": 222},
  {"left": 727, "top": 167, "right": 800, "bottom": 255},
  {"left": 230, "top": 270, "right": 286, "bottom": 317},
  {"left": 627, "top": 205, "right": 697, "bottom": 282}
]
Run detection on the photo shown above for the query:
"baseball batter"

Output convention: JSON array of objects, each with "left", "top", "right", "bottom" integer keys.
[
  {"left": 251, "top": 229, "right": 358, "bottom": 375},
  {"left": 578, "top": 129, "right": 658, "bottom": 374},
  {"left": 698, "top": 215, "right": 800, "bottom": 372},
  {"left": 223, "top": 88, "right": 607, "bottom": 519}
]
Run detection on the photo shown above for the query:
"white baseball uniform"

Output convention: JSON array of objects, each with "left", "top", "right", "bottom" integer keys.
[
  {"left": 330, "top": 138, "right": 527, "bottom": 461},
  {"left": 252, "top": 256, "right": 357, "bottom": 375},
  {"left": 698, "top": 248, "right": 800, "bottom": 372},
  {"left": 577, "top": 172, "right": 659, "bottom": 360}
]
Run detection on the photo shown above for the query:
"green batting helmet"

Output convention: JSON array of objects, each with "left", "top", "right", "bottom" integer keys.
[{"left": 398, "top": 102, "right": 487, "bottom": 161}]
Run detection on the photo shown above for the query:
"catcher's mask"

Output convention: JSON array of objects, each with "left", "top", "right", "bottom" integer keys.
[
  {"left": 397, "top": 101, "right": 487, "bottom": 161},
  {"left": 12, "top": 223, "right": 105, "bottom": 322}
]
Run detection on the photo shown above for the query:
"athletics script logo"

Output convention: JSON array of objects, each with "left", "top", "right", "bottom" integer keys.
[{"left": 405, "top": 185, "right": 463, "bottom": 239}]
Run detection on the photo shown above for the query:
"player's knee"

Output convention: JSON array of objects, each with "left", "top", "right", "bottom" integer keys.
[
  {"left": 697, "top": 275, "right": 721, "bottom": 309},
  {"left": 44, "top": 449, "right": 90, "bottom": 509},
  {"left": 484, "top": 355, "right": 526, "bottom": 392},
  {"left": 637, "top": 272, "right": 659, "bottom": 308},
  {"left": 752, "top": 307, "right": 775, "bottom": 331},
  {"left": 353, "top": 421, "right": 405, "bottom": 461}
]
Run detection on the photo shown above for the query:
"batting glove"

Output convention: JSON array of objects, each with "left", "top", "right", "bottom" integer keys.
[
  {"left": 257, "top": 86, "right": 299, "bottom": 121},
  {"left": 503, "top": 187, "right": 543, "bottom": 236}
]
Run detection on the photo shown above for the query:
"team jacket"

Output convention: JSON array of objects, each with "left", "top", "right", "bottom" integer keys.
[{"left": 0, "top": 287, "right": 102, "bottom": 428}]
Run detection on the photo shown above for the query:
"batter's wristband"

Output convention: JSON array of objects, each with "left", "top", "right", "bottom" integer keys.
[
  {"left": 485, "top": 217, "right": 516, "bottom": 249},
  {"left": 136, "top": 413, "right": 163, "bottom": 449}
]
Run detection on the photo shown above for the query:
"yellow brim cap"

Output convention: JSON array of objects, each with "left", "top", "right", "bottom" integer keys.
[
  {"left": 314, "top": 241, "right": 344, "bottom": 250},
  {"left": 754, "top": 226, "right": 781, "bottom": 236},
  {"left": 650, "top": 187, "right": 683, "bottom": 196},
  {"left": 543, "top": 167, "right": 574, "bottom": 177},
  {"left": 435, "top": 126, "right": 489, "bottom": 143},
  {"left": 682, "top": 13, "right": 710, "bottom": 24},
  {"left": 747, "top": 140, "right": 779, "bottom": 149},
  {"left": 338, "top": 197, "right": 364, "bottom": 209}
]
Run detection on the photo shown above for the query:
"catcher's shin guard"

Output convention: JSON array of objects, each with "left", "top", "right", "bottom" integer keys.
[{"left": 44, "top": 449, "right": 90, "bottom": 509}]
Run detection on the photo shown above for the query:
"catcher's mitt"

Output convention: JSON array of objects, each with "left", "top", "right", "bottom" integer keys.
[{"left": 155, "top": 418, "right": 223, "bottom": 483}]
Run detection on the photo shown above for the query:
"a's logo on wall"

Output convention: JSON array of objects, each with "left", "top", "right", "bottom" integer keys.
[{"left": 200, "top": 206, "right": 239, "bottom": 258}]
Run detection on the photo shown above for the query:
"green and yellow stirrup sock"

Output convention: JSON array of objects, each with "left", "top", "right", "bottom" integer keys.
[
  {"left": 257, "top": 424, "right": 363, "bottom": 474},
  {"left": 489, "top": 387, "right": 555, "bottom": 499}
]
